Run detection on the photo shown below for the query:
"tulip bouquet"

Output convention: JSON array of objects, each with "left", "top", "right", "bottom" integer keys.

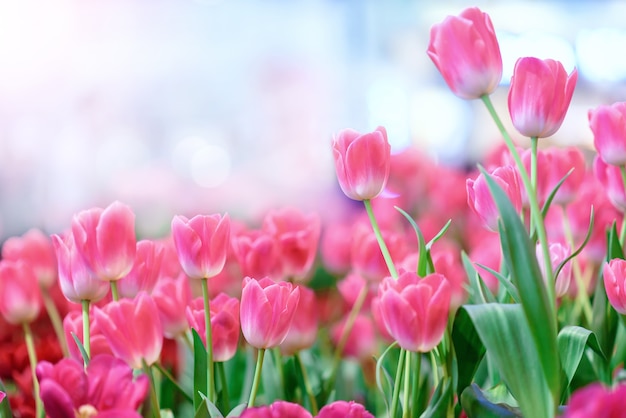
[{"left": 2, "top": 5, "right": 626, "bottom": 418}]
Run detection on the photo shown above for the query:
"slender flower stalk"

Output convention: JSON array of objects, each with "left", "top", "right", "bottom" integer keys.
[
  {"left": 363, "top": 199, "right": 398, "bottom": 279},
  {"left": 23, "top": 322, "right": 43, "bottom": 418},
  {"left": 41, "top": 289, "right": 69, "bottom": 357},
  {"left": 216, "top": 362, "right": 229, "bottom": 412},
  {"left": 295, "top": 352, "right": 318, "bottom": 415},
  {"left": 143, "top": 360, "right": 162, "bottom": 418},
  {"left": 530, "top": 136, "right": 539, "bottom": 213},
  {"left": 248, "top": 348, "right": 266, "bottom": 407},
  {"left": 81, "top": 299, "right": 91, "bottom": 361},
  {"left": 110, "top": 281, "right": 120, "bottom": 302},
  {"left": 480, "top": 94, "right": 556, "bottom": 305},
  {"left": 389, "top": 348, "right": 406, "bottom": 418},
  {"left": 402, "top": 350, "right": 412, "bottom": 418},
  {"left": 201, "top": 278, "right": 215, "bottom": 402}
]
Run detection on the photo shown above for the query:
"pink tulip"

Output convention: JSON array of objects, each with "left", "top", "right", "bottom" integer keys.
[
  {"left": 240, "top": 277, "right": 300, "bottom": 349},
  {"left": 603, "top": 259, "right": 626, "bottom": 315},
  {"left": 468, "top": 232, "right": 502, "bottom": 293},
  {"left": 466, "top": 165, "right": 522, "bottom": 232},
  {"left": 152, "top": 274, "right": 192, "bottom": 339},
  {"left": 536, "top": 242, "right": 572, "bottom": 299},
  {"left": 594, "top": 156, "right": 626, "bottom": 213},
  {"left": 239, "top": 401, "right": 312, "bottom": 418},
  {"left": 378, "top": 271, "right": 451, "bottom": 352},
  {"left": 117, "top": 240, "right": 164, "bottom": 299},
  {"left": 564, "top": 382, "right": 626, "bottom": 418},
  {"left": 332, "top": 126, "right": 391, "bottom": 201},
  {"left": 330, "top": 314, "right": 377, "bottom": 361},
  {"left": 186, "top": 293, "right": 240, "bottom": 362},
  {"left": 2, "top": 228, "right": 57, "bottom": 289},
  {"left": 317, "top": 400, "right": 375, "bottom": 418},
  {"left": 63, "top": 310, "right": 113, "bottom": 361},
  {"left": 51, "top": 233, "right": 110, "bottom": 303},
  {"left": 279, "top": 285, "right": 319, "bottom": 355},
  {"left": 508, "top": 57, "right": 577, "bottom": 138},
  {"left": 351, "top": 221, "right": 409, "bottom": 282},
  {"left": 589, "top": 102, "right": 626, "bottom": 166},
  {"left": 93, "top": 292, "right": 163, "bottom": 368},
  {"left": 37, "top": 354, "right": 148, "bottom": 418},
  {"left": 0, "top": 260, "right": 42, "bottom": 324},
  {"left": 337, "top": 273, "right": 373, "bottom": 311},
  {"left": 71, "top": 201, "right": 136, "bottom": 281},
  {"left": 371, "top": 296, "right": 393, "bottom": 342},
  {"left": 0, "top": 390, "right": 4, "bottom": 404},
  {"left": 427, "top": 7, "right": 502, "bottom": 100},
  {"left": 232, "top": 228, "right": 280, "bottom": 279},
  {"left": 320, "top": 222, "right": 353, "bottom": 274},
  {"left": 171, "top": 213, "right": 231, "bottom": 280},
  {"left": 544, "top": 147, "right": 586, "bottom": 206},
  {"left": 262, "top": 207, "right": 321, "bottom": 282}
]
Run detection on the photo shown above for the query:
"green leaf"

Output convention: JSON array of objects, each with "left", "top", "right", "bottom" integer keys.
[
  {"left": 0, "top": 379, "right": 13, "bottom": 418},
  {"left": 557, "top": 326, "right": 605, "bottom": 394},
  {"left": 192, "top": 329, "right": 208, "bottom": 411},
  {"left": 419, "top": 376, "right": 452, "bottom": 418},
  {"left": 461, "top": 252, "right": 496, "bottom": 304},
  {"left": 463, "top": 304, "right": 554, "bottom": 418},
  {"left": 226, "top": 404, "right": 246, "bottom": 417},
  {"left": 481, "top": 167, "right": 559, "bottom": 402},
  {"left": 194, "top": 398, "right": 211, "bottom": 418},
  {"left": 394, "top": 206, "right": 429, "bottom": 276},
  {"left": 473, "top": 263, "right": 519, "bottom": 303},
  {"left": 70, "top": 331, "right": 89, "bottom": 366},
  {"left": 452, "top": 308, "right": 486, "bottom": 400},
  {"left": 154, "top": 362, "right": 194, "bottom": 404},
  {"left": 461, "top": 384, "right": 521, "bottom": 418},
  {"left": 375, "top": 342, "right": 399, "bottom": 414}
]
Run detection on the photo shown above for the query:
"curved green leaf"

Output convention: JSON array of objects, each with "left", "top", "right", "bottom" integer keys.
[
  {"left": 192, "top": 329, "right": 208, "bottom": 411},
  {"left": 558, "top": 325, "right": 605, "bottom": 393}
]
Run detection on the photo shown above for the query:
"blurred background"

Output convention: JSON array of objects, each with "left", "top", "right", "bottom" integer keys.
[{"left": 0, "top": 0, "right": 625, "bottom": 239}]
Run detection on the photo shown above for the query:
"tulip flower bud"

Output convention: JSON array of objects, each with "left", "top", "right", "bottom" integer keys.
[
  {"left": 603, "top": 258, "right": 626, "bottom": 315},
  {"left": 589, "top": 102, "right": 626, "bottom": 166}
]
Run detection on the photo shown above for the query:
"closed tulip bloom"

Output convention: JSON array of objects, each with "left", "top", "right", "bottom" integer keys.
[
  {"left": 332, "top": 126, "right": 391, "bottom": 201},
  {"left": 63, "top": 310, "right": 113, "bottom": 361},
  {"left": 51, "top": 233, "right": 109, "bottom": 303},
  {"left": 378, "top": 271, "right": 452, "bottom": 352},
  {"left": 279, "top": 285, "right": 319, "bottom": 355},
  {"left": 536, "top": 242, "right": 572, "bottom": 299},
  {"left": 594, "top": 156, "right": 626, "bottom": 213},
  {"left": 330, "top": 314, "right": 377, "bottom": 361},
  {"left": 317, "top": 401, "right": 375, "bottom": 418},
  {"left": 232, "top": 228, "right": 280, "bottom": 279},
  {"left": 466, "top": 165, "right": 522, "bottom": 232},
  {"left": 544, "top": 147, "right": 586, "bottom": 206},
  {"left": 0, "top": 260, "right": 42, "bottom": 324},
  {"left": 240, "top": 277, "right": 300, "bottom": 349},
  {"left": 186, "top": 293, "right": 240, "bottom": 362},
  {"left": 508, "top": 57, "right": 577, "bottom": 138},
  {"left": 37, "top": 354, "right": 148, "bottom": 418},
  {"left": 263, "top": 207, "right": 321, "bottom": 281},
  {"left": 93, "top": 292, "right": 163, "bottom": 369},
  {"left": 152, "top": 274, "right": 192, "bottom": 339},
  {"left": 118, "top": 240, "right": 164, "bottom": 299},
  {"left": 171, "top": 213, "right": 231, "bottom": 280},
  {"left": 564, "top": 382, "right": 626, "bottom": 418},
  {"left": 71, "top": 201, "right": 137, "bottom": 281},
  {"left": 2, "top": 228, "right": 57, "bottom": 289},
  {"left": 603, "top": 259, "right": 626, "bottom": 315},
  {"left": 239, "top": 401, "right": 312, "bottom": 418},
  {"left": 427, "top": 7, "right": 502, "bottom": 100},
  {"left": 589, "top": 102, "right": 626, "bottom": 166}
]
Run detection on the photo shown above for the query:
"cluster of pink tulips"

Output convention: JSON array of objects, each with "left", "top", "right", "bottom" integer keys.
[{"left": 5, "top": 5, "right": 626, "bottom": 418}]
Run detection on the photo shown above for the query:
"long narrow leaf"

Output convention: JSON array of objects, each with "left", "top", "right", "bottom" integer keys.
[
  {"left": 452, "top": 308, "right": 486, "bottom": 400},
  {"left": 192, "top": 329, "right": 208, "bottom": 411},
  {"left": 558, "top": 325, "right": 605, "bottom": 395},
  {"left": 461, "top": 252, "right": 496, "bottom": 304}
]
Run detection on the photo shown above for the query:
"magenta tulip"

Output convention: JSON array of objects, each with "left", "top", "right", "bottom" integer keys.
[
  {"left": 378, "top": 271, "right": 452, "bottom": 352},
  {"left": 508, "top": 57, "right": 577, "bottom": 138},
  {"left": 317, "top": 401, "right": 375, "bottom": 418},
  {"left": 240, "top": 277, "right": 300, "bottom": 349},
  {"left": 332, "top": 126, "right": 391, "bottom": 201},
  {"left": 589, "top": 102, "right": 626, "bottom": 166},
  {"left": 239, "top": 401, "right": 312, "bottom": 418},
  {"left": 171, "top": 213, "right": 231, "bottom": 280},
  {"left": 71, "top": 201, "right": 136, "bottom": 281},
  {"left": 427, "top": 7, "right": 502, "bottom": 99}
]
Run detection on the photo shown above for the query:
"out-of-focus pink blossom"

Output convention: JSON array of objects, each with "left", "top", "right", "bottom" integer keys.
[
  {"left": 152, "top": 274, "right": 192, "bottom": 339},
  {"left": 263, "top": 207, "right": 320, "bottom": 282},
  {"left": 117, "top": 240, "right": 164, "bottom": 299},
  {"left": 63, "top": 310, "right": 113, "bottom": 361},
  {"left": 468, "top": 233, "right": 502, "bottom": 294},
  {"left": 594, "top": 156, "right": 626, "bottom": 213},
  {"left": 427, "top": 7, "right": 502, "bottom": 99},
  {"left": 240, "top": 277, "right": 300, "bottom": 349},
  {"left": 239, "top": 400, "right": 312, "bottom": 418},
  {"left": 71, "top": 201, "right": 137, "bottom": 282},
  {"left": 564, "top": 382, "right": 626, "bottom": 418},
  {"left": 330, "top": 314, "right": 377, "bottom": 361},
  {"left": 317, "top": 400, "right": 375, "bottom": 418},
  {"left": 51, "top": 233, "right": 110, "bottom": 303},
  {"left": 589, "top": 102, "right": 626, "bottom": 166},
  {"left": 332, "top": 126, "right": 391, "bottom": 201},
  {"left": 603, "top": 259, "right": 626, "bottom": 315},
  {"left": 536, "top": 242, "right": 572, "bottom": 298},
  {"left": 508, "top": 57, "right": 577, "bottom": 138},
  {"left": 171, "top": 213, "right": 231, "bottom": 280},
  {"left": 337, "top": 273, "right": 374, "bottom": 311},
  {"left": 93, "top": 292, "right": 163, "bottom": 368},
  {"left": 36, "top": 354, "right": 148, "bottom": 418},
  {"left": 0, "top": 260, "right": 42, "bottom": 325},
  {"left": 2, "top": 228, "right": 57, "bottom": 289},
  {"left": 186, "top": 293, "right": 240, "bottom": 362},
  {"left": 320, "top": 222, "right": 353, "bottom": 275},
  {"left": 279, "top": 285, "right": 319, "bottom": 355},
  {"left": 232, "top": 228, "right": 280, "bottom": 279},
  {"left": 378, "top": 272, "right": 451, "bottom": 352},
  {"left": 351, "top": 221, "right": 408, "bottom": 282},
  {"left": 544, "top": 147, "right": 586, "bottom": 206},
  {"left": 466, "top": 165, "right": 522, "bottom": 232}
]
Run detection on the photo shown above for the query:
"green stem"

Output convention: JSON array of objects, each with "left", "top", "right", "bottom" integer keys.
[
  {"left": 248, "top": 348, "right": 266, "bottom": 408},
  {"left": 390, "top": 348, "right": 406, "bottom": 418},
  {"left": 364, "top": 199, "right": 399, "bottom": 279},
  {"left": 530, "top": 136, "right": 538, "bottom": 235},
  {"left": 325, "top": 284, "right": 369, "bottom": 399},
  {"left": 402, "top": 350, "right": 412, "bottom": 418},
  {"left": 272, "top": 348, "right": 285, "bottom": 399},
  {"left": 295, "top": 351, "right": 319, "bottom": 415},
  {"left": 41, "top": 288, "right": 69, "bottom": 357},
  {"left": 153, "top": 362, "right": 193, "bottom": 404},
  {"left": 216, "top": 362, "right": 230, "bottom": 413},
  {"left": 201, "top": 278, "right": 215, "bottom": 402},
  {"left": 23, "top": 322, "right": 43, "bottom": 418},
  {"left": 620, "top": 166, "right": 626, "bottom": 246},
  {"left": 110, "top": 280, "right": 119, "bottom": 302},
  {"left": 81, "top": 299, "right": 91, "bottom": 361},
  {"left": 412, "top": 353, "right": 422, "bottom": 416},
  {"left": 480, "top": 95, "right": 556, "bottom": 305},
  {"left": 143, "top": 360, "right": 162, "bottom": 418}
]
